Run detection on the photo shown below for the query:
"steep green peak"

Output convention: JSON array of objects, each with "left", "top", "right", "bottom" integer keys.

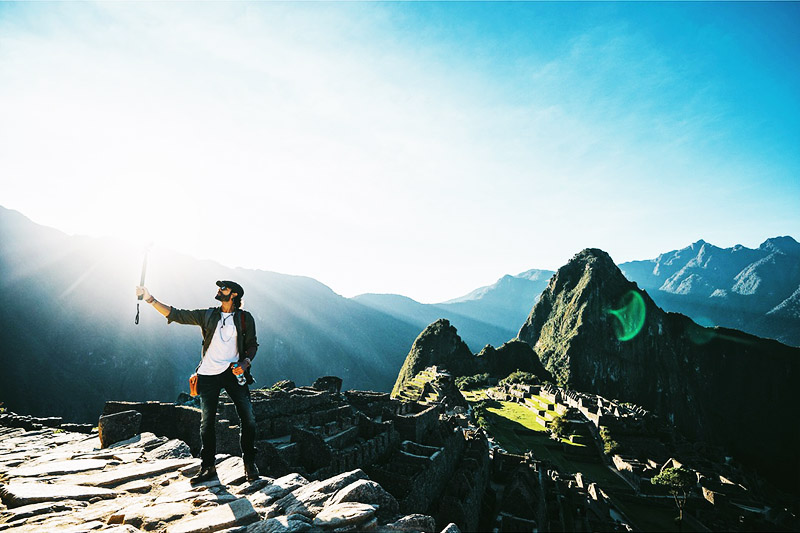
[
  {"left": 547, "top": 248, "right": 627, "bottom": 295},
  {"left": 391, "top": 318, "right": 472, "bottom": 397}
]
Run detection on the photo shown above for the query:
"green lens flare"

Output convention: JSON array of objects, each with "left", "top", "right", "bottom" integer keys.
[{"left": 608, "top": 290, "right": 646, "bottom": 341}]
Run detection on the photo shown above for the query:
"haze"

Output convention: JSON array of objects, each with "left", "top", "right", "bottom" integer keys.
[{"left": 1, "top": 1, "right": 798, "bottom": 303}]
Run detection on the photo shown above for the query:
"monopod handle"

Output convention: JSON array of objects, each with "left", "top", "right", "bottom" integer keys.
[{"left": 137, "top": 243, "right": 153, "bottom": 300}]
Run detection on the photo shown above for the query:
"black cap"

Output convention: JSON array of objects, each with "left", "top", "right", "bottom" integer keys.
[{"left": 216, "top": 280, "right": 244, "bottom": 297}]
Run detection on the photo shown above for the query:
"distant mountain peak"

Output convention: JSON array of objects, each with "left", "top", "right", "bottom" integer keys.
[
  {"left": 514, "top": 269, "right": 555, "bottom": 282},
  {"left": 759, "top": 236, "right": 800, "bottom": 256}
]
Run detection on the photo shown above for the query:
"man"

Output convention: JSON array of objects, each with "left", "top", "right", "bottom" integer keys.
[{"left": 135, "top": 280, "right": 260, "bottom": 483}]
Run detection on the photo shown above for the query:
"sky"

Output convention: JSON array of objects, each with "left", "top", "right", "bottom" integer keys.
[{"left": 1, "top": 1, "right": 798, "bottom": 303}]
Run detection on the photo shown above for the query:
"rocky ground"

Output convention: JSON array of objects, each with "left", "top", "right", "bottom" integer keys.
[{"left": 0, "top": 426, "right": 456, "bottom": 532}]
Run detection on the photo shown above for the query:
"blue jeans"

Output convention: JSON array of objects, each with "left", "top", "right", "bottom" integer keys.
[{"left": 197, "top": 367, "right": 256, "bottom": 467}]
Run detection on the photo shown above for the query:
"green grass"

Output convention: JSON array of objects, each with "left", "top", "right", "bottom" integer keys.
[
  {"left": 487, "top": 401, "right": 549, "bottom": 432},
  {"left": 465, "top": 389, "right": 629, "bottom": 492},
  {"left": 530, "top": 394, "right": 555, "bottom": 406},
  {"left": 466, "top": 387, "right": 680, "bottom": 530}
]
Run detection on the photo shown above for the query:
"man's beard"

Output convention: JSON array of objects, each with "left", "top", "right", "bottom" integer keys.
[{"left": 215, "top": 292, "right": 231, "bottom": 302}]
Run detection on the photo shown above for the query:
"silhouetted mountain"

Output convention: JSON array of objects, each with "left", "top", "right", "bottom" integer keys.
[
  {"left": 439, "top": 269, "right": 554, "bottom": 328},
  {"left": 620, "top": 237, "right": 800, "bottom": 346},
  {"left": 352, "top": 294, "right": 517, "bottom": 352},
  {"left": 0, "top": 206, "right": 422, "bottom": 422},
  {"left": 354, "top": 269, "right": 554, "bottom": 350},
  {"left": 518, "top": 248, "right": 800, "bottom": 490}
]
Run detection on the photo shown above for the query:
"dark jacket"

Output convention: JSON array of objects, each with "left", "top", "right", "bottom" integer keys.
[{"left": 167, "top": 306, "right": 259, "bottom": 382}]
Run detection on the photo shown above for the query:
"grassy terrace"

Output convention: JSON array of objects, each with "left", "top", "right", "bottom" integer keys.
[
  {"left": 461, "top": 387, "right": 681, "bottom": 531},
  {"left": 462, "top": 388, "right": 628, "bottom": 491}
]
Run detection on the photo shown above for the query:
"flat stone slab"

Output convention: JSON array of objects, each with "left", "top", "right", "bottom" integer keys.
[
  {"left": 271, "top": 470, "right": 365, "bottom": 518},
  {"left": 116, "top": 479, "right": 152, "bottom": 493},
  {"left": 0, "top": 481, "right": 117, "bottom": 508},
  {"left": 246, "top": 515, "right": 313, "bottom": 532},
  {"left": 127, "top": 501, "right": 194, "bottom": 529},
  {"left": 7, "top": 459, "right": 111, "bottom": 477},
  {"left": 312, "top": 502, "right": 376, "bottom": 528},
  {"left": 73, "top": 458, "right": 196, "bottom": 487},
  {"left": 167, "top": 497, "right": 260, "bottom": 533},
  {"left": 108, "top": 432, "right": 162, "bottom": 450},
  {"left": 216, "top": 456, "right": 246, "bottom": 486},
  {"left": 0, "top": 499, "right": 86, "bottom": 523}
]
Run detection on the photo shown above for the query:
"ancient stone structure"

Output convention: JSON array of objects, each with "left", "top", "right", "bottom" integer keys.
[
  {"left": 92, "top": 379, "right": 490, "bottom": 531},
  {"left": 0, "top": 423, "right": 453, "bottom": 532}
]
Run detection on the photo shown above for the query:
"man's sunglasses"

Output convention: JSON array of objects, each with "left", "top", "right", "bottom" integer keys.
[{"left": 217, "top": 286, "right": 230, "bottom": 291}]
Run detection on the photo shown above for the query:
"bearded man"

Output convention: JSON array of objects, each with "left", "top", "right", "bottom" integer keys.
[{"left": 136, "top": 280, "right": 260, "bottom": 482}]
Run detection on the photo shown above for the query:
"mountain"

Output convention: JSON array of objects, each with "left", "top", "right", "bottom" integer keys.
[
  {"left": 0, "top": 206, "right": 423, "bottom": 422},
  {"left": 518, "top": 248, "right": 800, "bottom": 488},
  {"left": 391, "top": 319, "right": 550, "bottom": 396},
  {"left": 361, "top": 236, "right": 800, "bottom": 351},
  {"left": 354, "top": 269, "right": 554, "bottom": 351},
  {"left": 620, "top": 237, "right": 800, "bottom": 346},
  {"left": 352, "top": 294, "right": 516, "bottom": 352}
]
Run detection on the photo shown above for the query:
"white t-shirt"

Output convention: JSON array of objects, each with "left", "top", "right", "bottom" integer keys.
[{"left": 198, "top": 312, "right": 239, "bottom": 375}]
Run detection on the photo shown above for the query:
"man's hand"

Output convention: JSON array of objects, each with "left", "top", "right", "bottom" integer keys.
[
  {"left": 136, "top": 286, "right": 153, "bottom": 301},
  {"left": 240, "top": 358, "right": 251, "bottom": 372}
]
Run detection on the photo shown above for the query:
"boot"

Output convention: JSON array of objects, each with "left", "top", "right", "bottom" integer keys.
[
  {"left": 191, "top": 465, "right": 217, "bottom": 483},
  {"left": 244, "top": 461, "right": 260, "bottom": 482}
]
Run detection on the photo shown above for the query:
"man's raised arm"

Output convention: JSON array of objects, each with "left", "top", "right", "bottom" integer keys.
[{"left": 135, "top": 286, "right": 171, "bottom": 318}]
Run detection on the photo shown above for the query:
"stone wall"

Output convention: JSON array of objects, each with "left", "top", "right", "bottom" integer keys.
[
  {"left": 394, "top": 421, "right": 467, "bottom": 516},
  {"left": 102, "top": 401, "right": 201, "bottom": 453},
  {"left": 393, "top": 403, "right": 443, "bottom": 443},
  {"left": 432, "top": 431, "right": 490, "bottom": 531},
  {"left": 0, "top": 412, "right": 93, "bottom": 434}
]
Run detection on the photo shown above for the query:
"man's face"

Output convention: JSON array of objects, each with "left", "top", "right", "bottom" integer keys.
[{"left": 215, "top": 286, "right": 233, "bottom": 302}]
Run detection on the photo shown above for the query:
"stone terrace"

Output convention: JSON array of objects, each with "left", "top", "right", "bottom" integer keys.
[
  {"left": 39, "top": 379, "right": 489, "bottom": 531},
  {"left": 0, "top": 424, "right": 458, "bottom": 532}
]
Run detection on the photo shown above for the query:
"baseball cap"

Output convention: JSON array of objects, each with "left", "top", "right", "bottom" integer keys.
[{"left": 216, "top": 280, "right": 244, "bottom": 297}]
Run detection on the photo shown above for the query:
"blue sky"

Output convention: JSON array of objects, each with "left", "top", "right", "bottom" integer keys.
[{"left": 1, "top": 1, "right": 798, "bottom": 302}]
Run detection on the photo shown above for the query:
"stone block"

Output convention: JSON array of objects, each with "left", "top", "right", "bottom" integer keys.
[
  {"left": 312, "top": 502, "right": 376, "bottom": 528},
  {"left": 312, "top": 376, "right": 343, "bottom": 394},
  {"left": 383, "top": 514, "right": 436, "bottom": 532},
  {"left": 98, "top": 410, "right": 142, "bottom": 448},
  {"left": 145, "top": 439, "right": 193, "bottom": 461},
  {"left": 329, "top": 479, "right": 399, "bottom": 520}
]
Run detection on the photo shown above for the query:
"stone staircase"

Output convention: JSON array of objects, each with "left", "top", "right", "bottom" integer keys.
[{"left": 394, "top": 368, "right": 445, "bottom": 405}]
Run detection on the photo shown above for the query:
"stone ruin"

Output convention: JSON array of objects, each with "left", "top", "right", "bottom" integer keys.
[
  {"left": 0, "top": 424, "right": 449, "bottom": 532},
  {"left": 0, "top": 376, "right": 489, "bottom": 531},
  {"left": 3, "top": 373, "right": 798, "bottom": 532}
]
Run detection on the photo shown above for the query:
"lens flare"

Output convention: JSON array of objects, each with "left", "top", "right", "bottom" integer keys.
[{"left": 608, "top": 290, "right": 646, "bottom": 341}]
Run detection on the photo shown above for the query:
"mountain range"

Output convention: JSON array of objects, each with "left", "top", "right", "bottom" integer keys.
[
  {"left": 620, "top": 237, "right": 800, "bottom": 346},
  {"left": 391, "top": 248, "right": 800, "bottom": 491},
  {"left": 1, "top": 204, "right": 797, "bottom": 423},
  {"left": 359, "top": 238, "right": 800, "bottom": 349}
]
